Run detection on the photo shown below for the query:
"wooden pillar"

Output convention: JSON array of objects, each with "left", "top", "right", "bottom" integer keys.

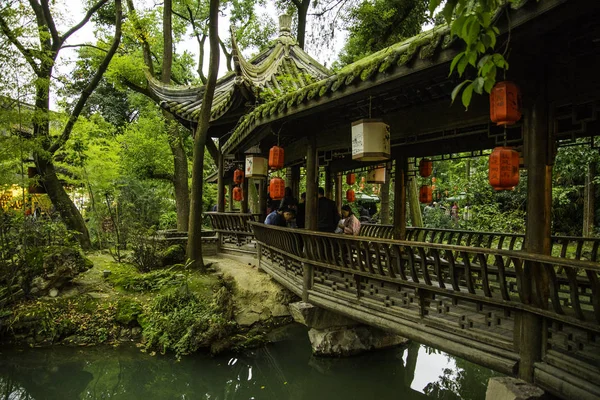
[
  {"left": 335, "top": 172, "right": 343, "bottom": 214},
  {"left": 380, "top": 165, "right": 391, "bottom": 224},
  {"left": 520, "top": 97, "right": 553, "bottom": 382},
  {"left": 408, "top": 175, "right": 423, "bottom": 227},
  {"left": 583, "top": 163, "right": 595, "bottom": 237},
  {"left": 227, "top": 182, "right": 233, "bottom": 212},
  {"left": 305, "top": 136, "right": 318, "bottom": 231},
  {"left": 258, "top": 179, "right": 267, "bottom": 220},
  {"left": 393, "top": 155, "right": 407, "bottom": 240},
  {"left": 325, "top": 167, "right": 333, "bottom": 199},
  {"left": 241, "top": 176, "right": 249, "bottom": 213},
  {"left": 303, "top": 136, "right": 318, "bottom": 301},
  {"left": 291, "top": 165, "right": 301, "bottom": 200},
  {"left": 216, "top": 152, "right": 225, "bottom": 212}
]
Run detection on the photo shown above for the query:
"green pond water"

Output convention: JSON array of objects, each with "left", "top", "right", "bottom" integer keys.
[{"left": 0, "top": 324, "right": 501, "bottom": 399}]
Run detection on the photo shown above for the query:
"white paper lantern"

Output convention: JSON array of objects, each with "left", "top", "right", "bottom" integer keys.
[
  {"left": 351, "top": 119, "right": 390, "bottom": 161},
  {"left": 366, "top": 167, "right": 386, "bottom": 184},
  {"left": 245, "top": 155, "right": 267, "bottom": 178}
]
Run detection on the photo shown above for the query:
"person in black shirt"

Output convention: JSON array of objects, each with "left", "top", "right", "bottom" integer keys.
[{"left": 317, "top": 187, "right": 340, "bottom": 232}]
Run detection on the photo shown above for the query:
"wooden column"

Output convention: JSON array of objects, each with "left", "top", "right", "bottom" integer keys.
[
  {"left": 520, "top": 96, "right": 552, "bottom": 382},
  {"left": 325, "top": 167, "right": 333, "bottom": 199},
  {"left": 258, "top": 178, "right": 267, "bottom": 220},
  {"left": 335, "top": 172, "right": 343, "bottom": 214},
  {"left": 393, "top": 155, "right": 407, "bottom": 240},
  {"left": 305, "top": 136, "right": 318, "bottom": 230},
  {"left": 241, "top": 176, "right": 249, "bottom": 213},
  {"left": 303, "top": 136, "right": 318, "bottom": 301},
  {"left": 227, "top": 182, "right": 233, "bottom": 212},
  {"left": 380, "top": 165, "right": 391, "bottom": 224},
  {"left": 216, "top": 152, "right": 225, "bottom": 212},
  {"left": 291, "top": 165, "right": 301, "bottom": 200}
]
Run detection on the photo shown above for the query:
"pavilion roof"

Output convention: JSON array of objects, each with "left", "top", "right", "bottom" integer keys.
[
  {"left": 146, "top": 16, "right": 331, "bottom": 129},
  {"left": 221, "top": 0, "right": 561, "bottom": 155}
]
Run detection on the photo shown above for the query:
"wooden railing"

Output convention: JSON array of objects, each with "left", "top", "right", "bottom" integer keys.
[
  {"left": 204, "top": 212, "right": 261, "bottom": 253},
  {"left": 251, "top": 222, "right": 600, "bottom": 398},
  {"left": 360, "top": 224, "right": 600, "bottom": 262}
]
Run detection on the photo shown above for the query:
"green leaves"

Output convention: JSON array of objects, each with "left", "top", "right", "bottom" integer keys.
[{"left": 442, "top": 0, "right": 515, "bottom": 109}]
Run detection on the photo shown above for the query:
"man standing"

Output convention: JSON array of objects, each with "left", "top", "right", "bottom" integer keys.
[{"left": 317, "top": 187, "right": 340, "bottom": 232}]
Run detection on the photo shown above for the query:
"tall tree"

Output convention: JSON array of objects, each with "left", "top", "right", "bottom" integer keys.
[
  {"left": 187, "top": 0, "right": 220, "bottom": 271},
  {"left": 337, "top": 0, "right": 430, "bottom": 65},
  {"left": 0, "top": 0, "right": 123, "bottom": 248}
]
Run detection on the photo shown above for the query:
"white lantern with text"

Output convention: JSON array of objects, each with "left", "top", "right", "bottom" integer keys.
[
  {"left": 245, "top": 155, "right": 267, "bottom": 178},
  {"left": 351, "top": 119, "right": 390, "bottom": 161},
  {"left": 366, "top": 167, "right": 386, "bottom": 184}
]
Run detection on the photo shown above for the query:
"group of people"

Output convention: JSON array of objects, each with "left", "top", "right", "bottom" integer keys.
[{"left": 264, "top": 187, "right": 361, "bottom": 235}]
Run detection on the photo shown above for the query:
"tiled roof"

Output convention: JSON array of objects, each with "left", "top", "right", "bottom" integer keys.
[
  {"left": 146, "top": 24, "right": 331, "bottom": 126},
  {"left": 221, "top": 0, "right": 556, "bottom": 155}
]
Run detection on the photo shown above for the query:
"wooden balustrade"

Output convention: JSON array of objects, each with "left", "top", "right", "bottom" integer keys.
[
  {"left": 251, "top": 222, "right": 600, "bottom": 385},
  {"left": 204, "top": 212, "right": 261, "bottom": 253},
  {"left": 360, "top": 224, "right": 600, "bottom": 262}
]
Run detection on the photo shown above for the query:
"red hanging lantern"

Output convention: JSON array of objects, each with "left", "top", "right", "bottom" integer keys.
[
  {"left": 489, "top": 146, "right": 520, "bottom": 190},
  {"left": 233, "top": 186, "right": 243, "bottom": 202},
  {"left": 269, "top": 146, "right": 284, "bottom": 170},
  {"left": 419, "top": 185, "right": 432, "bottom": 204},
  {"left": 490, "top": 81, "right": 521, "bottom": 125},
  {"left": 269, "top": 177, "right": 285, "bottom": 200},
  {"left": 346, "top": 189, "right": 355, "bottom": 202},
  {"left": 233, "top": 169, "right": 244, "bottom": 185},
  {"left": 419, "top": 158, "right": 433, "bottom": 177},
  {"left": 346, "top": 173, "right": 356, "bottom": 185}
]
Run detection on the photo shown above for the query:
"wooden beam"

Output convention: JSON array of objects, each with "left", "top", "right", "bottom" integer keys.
[
  {"left": 520, "top": 92, "right": 553, "bottom": 382},
  {"left": 306, "top": 135, "right": 318, "bottom": 231},
  {"left": 393, "top": 155, "right": 407, "bottom": 240}
]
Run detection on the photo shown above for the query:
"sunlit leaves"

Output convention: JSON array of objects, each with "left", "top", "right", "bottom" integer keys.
[{"left": 431, "top": 0, "right": 515, "bottom": 109}]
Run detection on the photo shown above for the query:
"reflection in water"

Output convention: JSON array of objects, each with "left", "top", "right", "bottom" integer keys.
[{"left": 0, "top": 324, "right": 501, "bottom": 400}]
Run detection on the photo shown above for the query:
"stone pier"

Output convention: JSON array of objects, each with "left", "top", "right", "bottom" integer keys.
[{"left": 289, "top": 301, "right": 408, "bottom": 356}]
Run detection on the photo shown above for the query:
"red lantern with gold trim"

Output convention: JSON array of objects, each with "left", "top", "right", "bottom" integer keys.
[
  {"left": 233, "top": 186, "right": 243, "bottom": 202},
  {"left": 233, "top": 169, "right": 244, "bottom": 185},
  {"left": 490, "top": 81, "right": 521, "bottom": 125},
  {"left": 269, "top": 146, "right": 284, "bottom": 170},
  {"left": 346, "top": 189, "right": 355, "bottom": 202},
  {"left": 419, "top": 185, "right": 432, "bottom": 204},
  {"left": 489, "top": 146, "right": 520, "bottom": 190},
  {"left": 346, "top": 173, "right": 356, "bottom": 185},
  {"left": 269, "top": 177, "right": 285, "bottom": 200},
  {"left": 419, "top": 158, "right": 433, "bottom": 177}
]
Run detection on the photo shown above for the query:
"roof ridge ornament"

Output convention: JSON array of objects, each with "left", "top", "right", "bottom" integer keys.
[{"left": 279, "top": 15, "right": 292, "bottom": 36}]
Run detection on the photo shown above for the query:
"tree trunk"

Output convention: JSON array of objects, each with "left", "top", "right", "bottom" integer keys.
[
  {"left": 36, "top": 155, "right": 91, "bottom": 249},
  {"left": 296, "top": 0, "right": 310, "bottom": 49},
  {"left": 164, "top": 114, "right": 190, "bottom": 231},
  {"left": 186, "top": 0, "right": 220, "bottom": 271},
  {"left": 408, "top": 176, "right": 423, "bottom": 227},
  {"left": 583, "top": 162, "right": 595, "bottom": 237}
]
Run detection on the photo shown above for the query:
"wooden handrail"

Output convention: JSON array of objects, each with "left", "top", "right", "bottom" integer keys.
[{"left": 250, "top": 222, "right": 600, "bottom": 328}]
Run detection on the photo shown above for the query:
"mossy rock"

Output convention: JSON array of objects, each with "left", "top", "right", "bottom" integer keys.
[
  {"left": 115, "top": 298, "right": 143, "bottom": 326},
  {"left": 160, "top": 244, "right": 186, "bottom": 267}
]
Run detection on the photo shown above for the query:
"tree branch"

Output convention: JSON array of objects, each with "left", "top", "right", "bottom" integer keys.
[
  {"left": 219, "top": 37, "right": 232, "bottom": 71},
  {"left": 48, "top": 0, "right": 123, "bottom": 155},
  {"left": 125, "top": 0, "right": 154, "bottom": 76},
  {"left": 62, "top": 43, "right": 109, "bottom": 52},
  {"left": 39, "top": 0, "right": 59, "bottom": 45},
  {"left": 60, "top": 0, "right": 110, "bottom": 46},
  {"left": 0, "top": 13, "right": 40, "bottom": 75}
]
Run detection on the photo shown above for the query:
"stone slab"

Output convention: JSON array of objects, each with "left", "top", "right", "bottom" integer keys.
[
  {"left": 486, "top": 377, "right": 545, "bottom": 400},
  {"left": 289, "top": 301, "right": 360, "bottom": 330}
]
